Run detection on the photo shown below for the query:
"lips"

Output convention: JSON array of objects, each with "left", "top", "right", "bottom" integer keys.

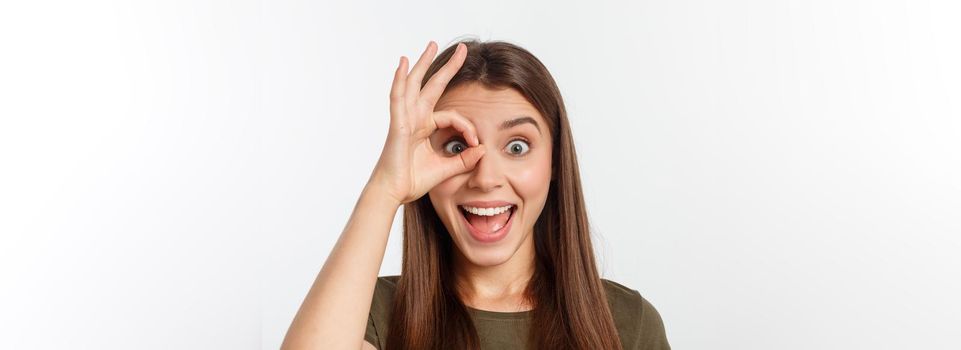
[
  {"left": 458, "top": 204, "right": 516, "bottom": 244},
  {"left": 459, "top": 200, "right": 515, "bottom": 208}
]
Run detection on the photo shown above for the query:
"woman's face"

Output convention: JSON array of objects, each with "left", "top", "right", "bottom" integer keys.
[{"left": 428, "top": 82, "right": 553, "bottom": 267}]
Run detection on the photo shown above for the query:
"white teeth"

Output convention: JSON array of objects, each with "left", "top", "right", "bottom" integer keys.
[{"left": 460, "top": 205, "right": 514, "bottom": 216}]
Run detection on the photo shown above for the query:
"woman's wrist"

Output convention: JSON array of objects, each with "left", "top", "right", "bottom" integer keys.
[{"left": 361, "top": 177, "right": 403, "bottom": 212}]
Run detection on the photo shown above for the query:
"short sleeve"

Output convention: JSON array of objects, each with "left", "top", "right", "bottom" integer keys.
[
  {"left": 364, "top": 276, "right": 399, "bottom": 349},
  {"left": 636, "top": 294, "right": 670, "bottom": 350},
  {"left": 364, "top": 311, "right": 380, "bottom": 349}
]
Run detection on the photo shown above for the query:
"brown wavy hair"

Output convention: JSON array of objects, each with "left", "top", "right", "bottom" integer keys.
[{"left": 385, "top": 38, "right": 622, "bottom": 350}]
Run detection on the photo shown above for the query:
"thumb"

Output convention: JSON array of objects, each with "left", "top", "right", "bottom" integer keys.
[{"left": 442, "top": 145, "right": 486, "bottom": 177}]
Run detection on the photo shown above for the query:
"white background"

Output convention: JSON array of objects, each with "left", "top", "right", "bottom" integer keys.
[{"left": 1, "top": 0, "right": 959, "bottom": 349}]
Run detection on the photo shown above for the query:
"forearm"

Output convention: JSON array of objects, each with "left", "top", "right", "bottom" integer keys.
[{"left": 281, "top": 180, "right": 400, "bottom": 349}]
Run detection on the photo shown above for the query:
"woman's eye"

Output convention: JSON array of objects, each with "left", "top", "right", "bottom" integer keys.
[
  {"left": 443, "top": 139, "right": 468, "bottom": 155},
  {"left": 505, "top": 139, "right": 531, "bottom": 156}
]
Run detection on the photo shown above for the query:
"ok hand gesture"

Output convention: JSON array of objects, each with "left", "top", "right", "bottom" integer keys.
[{"left": 369, "top": 41, "right": 486, "bottom": 206}]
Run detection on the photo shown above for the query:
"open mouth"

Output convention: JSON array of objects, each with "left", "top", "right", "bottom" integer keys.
[{"left": 458, "top": 205, "right": 516, "bottom": 243}]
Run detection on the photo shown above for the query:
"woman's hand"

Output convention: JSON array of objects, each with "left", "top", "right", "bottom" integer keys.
[{"left": 369, "top": 41, "right": 486, "bottom": 206}]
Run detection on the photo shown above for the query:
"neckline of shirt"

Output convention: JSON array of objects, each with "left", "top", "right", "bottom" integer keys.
[{"left": 465, "top": 305, "right": 534, "bottom": 320}]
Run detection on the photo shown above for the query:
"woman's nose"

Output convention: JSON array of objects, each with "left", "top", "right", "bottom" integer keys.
[{"left": 466, "top": 147, "right": 505, "bottom": 192}]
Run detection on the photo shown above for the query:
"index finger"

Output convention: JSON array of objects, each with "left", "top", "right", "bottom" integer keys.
[
  {"left": 419, "top": 43, "right": 467, "bottom": 105},
  {"left": 405, "top": 41, "right": 439, "bottom": 106},
  {"left": 431, "top": 109, "right": 479, "bottom": 147}
]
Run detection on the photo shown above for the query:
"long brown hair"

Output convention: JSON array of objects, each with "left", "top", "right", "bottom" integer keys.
[{"left": 386, "top": 39, "right": 622, "bottom": 350}]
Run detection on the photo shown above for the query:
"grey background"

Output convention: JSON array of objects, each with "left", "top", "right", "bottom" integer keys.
[{"left": 1, "top": 0, "right": 959, "bottom": 349}]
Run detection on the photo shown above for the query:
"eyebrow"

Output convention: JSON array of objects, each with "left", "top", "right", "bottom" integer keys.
[{"left": 500, "top": 116, "right": 541, "bottom": 135}]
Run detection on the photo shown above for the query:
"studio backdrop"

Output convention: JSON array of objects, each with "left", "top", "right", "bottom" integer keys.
[{"left": 1, "top": 1, "right": 959, "bottom": 349}]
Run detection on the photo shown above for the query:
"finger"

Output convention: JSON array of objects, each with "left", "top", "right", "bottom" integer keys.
[
  {"left": 390, "top": 56, "right": 408, "bottom": 102},
  {"left": 390, "top": 56, "right": 408, "bottom": 122},
  {"left": 405, "top": 41, "right": 438, "bottom": 105},
  {"left": 420, "top": 43, "right": 467, "bottom": 106},
  {"left": 442, "top": 144, "right": 486, "bottom": 177},
  {"left": 432, "top": 109, "right": 479, "bottom": 147}
]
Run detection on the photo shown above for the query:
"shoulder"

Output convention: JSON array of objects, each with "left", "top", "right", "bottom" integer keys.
[
  {"left": 365, "top": 276, "right": 401, "bottom": 349},
  {"left": 600, "top": 278, "right": 671, "bottom": 350},
  {"left": 376, "top": 275, "right": 400, "bottom": 290},
  {"left": 600, "top": 278, "right": 656, "bottom": 317},
  {"left": 370, "top": 275, "right": 400, "bottom": 313}
]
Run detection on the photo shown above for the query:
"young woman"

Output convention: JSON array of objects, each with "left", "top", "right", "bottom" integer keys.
[{"left": 282, "top": 39, "right": 670, "bottom": 350}]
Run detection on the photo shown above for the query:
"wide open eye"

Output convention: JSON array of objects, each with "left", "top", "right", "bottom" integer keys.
[
  {"left": 443, "top": 139, "right": 468, "bottom": 155},
  {"left": 505, "top": 139, "right": 531, "bottom": 156}
]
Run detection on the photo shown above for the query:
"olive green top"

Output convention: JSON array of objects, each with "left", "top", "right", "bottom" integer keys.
[{"left": 364, "top": 275, "right": 670, "bottom": 350}]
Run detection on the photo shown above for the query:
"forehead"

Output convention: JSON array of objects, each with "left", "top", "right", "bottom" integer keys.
[{"left": 435, "top": 83, "right": 544, "bottom": 125}]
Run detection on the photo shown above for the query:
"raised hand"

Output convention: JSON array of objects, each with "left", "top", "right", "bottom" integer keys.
[{"left": 369, "top": 41, "right": 486, "bottom": 206}]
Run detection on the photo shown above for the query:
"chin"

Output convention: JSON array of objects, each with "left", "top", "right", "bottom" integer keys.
[{"left": 453, "top": 241, "right": 518, "bottom": 267}]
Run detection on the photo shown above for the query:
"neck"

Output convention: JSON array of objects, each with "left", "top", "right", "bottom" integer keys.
[{"left": 452, "top": 232, "right": 536, "bottom": 312}]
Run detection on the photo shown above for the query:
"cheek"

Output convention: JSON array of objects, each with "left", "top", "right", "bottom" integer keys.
[
  {"left": 428, "top": 176, "right": 462, "bottom": 215},
  {"left": 429, "top": 175, "right": 462, "bottom": 197},
  {"left": 507, "top": 153, "right": 552, "bottom": 198}
]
